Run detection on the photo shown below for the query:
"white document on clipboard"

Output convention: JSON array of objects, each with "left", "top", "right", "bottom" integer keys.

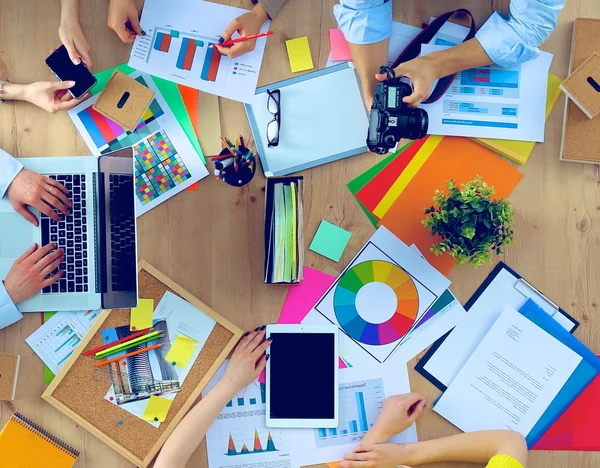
[{"left": 420, "top": 264, "right": 577, "bottom": 389}]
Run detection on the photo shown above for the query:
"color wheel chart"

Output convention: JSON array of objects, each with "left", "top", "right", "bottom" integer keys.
[
  {"left": 134, "top": 130, "right": 192, "bottom": 205},
  {"left": 315, "top": 378, "right": 385, "bottom": 448},
  {"left": 314, "top": 241, "right": 438, "bottom": 363},
  {"left": 148, "top": 28, "right": 229, "bottom": 86},
  {"left": 75, "top": 76, "right": 165, "bottom": 154},
  {"left": 333, "top": 260, "right": 418, "bottom": 346}
]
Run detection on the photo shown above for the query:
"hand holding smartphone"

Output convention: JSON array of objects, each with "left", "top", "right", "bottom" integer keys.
[{"left": 45, "top": 45, "right": 97, "bottom": 99}]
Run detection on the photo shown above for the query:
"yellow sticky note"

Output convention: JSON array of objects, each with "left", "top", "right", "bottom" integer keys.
[
  {"left": 142, "top": 396, "right": 173, "bottom": 422},
  {"left": 165, "top": 335, "right": 199, "bottom": 369},
  {"left": 130, "top": 299, "right": 154, "bottom": 331},
  {"left": 285, "top": 37, "right": 314, "bottom": 73}
]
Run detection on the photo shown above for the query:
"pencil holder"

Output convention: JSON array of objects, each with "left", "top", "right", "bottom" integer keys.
[{"left": 215, "top": 147, "right": 256, "bottom": 188}]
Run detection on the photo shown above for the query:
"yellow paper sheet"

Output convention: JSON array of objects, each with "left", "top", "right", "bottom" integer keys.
[
  {"left": 472, "top": 73, "right": 563, "bottom": 165},
  {"left": 285, "top": 37, "right": 314, "bottom": 73},
  {"left": 130, "top": 299, "right": 154, "bottom": 331},
  {"left": 373, "top": 135, "right": 443, "bottom": 218},
  {"left": 165, "top": 335, "right": 199, "bottom": 369},
  {"left": 142, "top": 395, "right": 173, "bottom": 422}
]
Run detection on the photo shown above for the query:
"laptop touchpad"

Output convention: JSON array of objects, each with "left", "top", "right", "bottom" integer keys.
[{"left": 0, "top": 213, "right": 35, "bottom": 258}]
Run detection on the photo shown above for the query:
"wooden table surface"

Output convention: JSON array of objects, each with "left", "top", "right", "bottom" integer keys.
[{"left": 1, "top": 0, "right": 599, "bottom": 467}]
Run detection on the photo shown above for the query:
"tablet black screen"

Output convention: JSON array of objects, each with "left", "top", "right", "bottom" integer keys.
[{"left": 269, "top": 332, "right": 335, "bottom": 419}]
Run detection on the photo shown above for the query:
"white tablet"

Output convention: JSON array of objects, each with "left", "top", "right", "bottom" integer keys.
[{"left": 266, "top": 324, "right": 338, "bottom": 428}]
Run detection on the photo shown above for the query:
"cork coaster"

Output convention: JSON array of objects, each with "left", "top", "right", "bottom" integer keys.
[{"left": 560, "top": 52, "right": 600, "bottom": 119}]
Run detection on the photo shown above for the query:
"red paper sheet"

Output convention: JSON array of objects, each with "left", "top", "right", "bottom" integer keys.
[
  {"left": 356, "top": 138, "right": 427, "bottom": 214},
  {"left": 178, "top": 84, "right": 200, "bottom": 191},
  {"left": 533, "top": 358, "right": 600, "bottom": 451}
]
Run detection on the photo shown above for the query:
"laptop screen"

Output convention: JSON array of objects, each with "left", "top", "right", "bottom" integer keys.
[{"left": 98, "top": 149, "right": 138, "bottom": 309}]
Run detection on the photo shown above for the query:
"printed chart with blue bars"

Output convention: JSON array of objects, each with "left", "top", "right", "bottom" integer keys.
[
  {"left": 148, "top": 28, "right": 231, "bottom": 86},
  {"left": 315, "top": 378, "right": 385, "bottom": 448},
  {"left": 134, "top": 129, "right": 192, "bottom": 205},
  {"left": 225, "top": 381, "right": 266, "bottom": 409}
]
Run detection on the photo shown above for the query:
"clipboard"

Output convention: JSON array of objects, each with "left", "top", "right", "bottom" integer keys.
[{"left": 415, "top": 262, "right": 579, "bottom": 391}]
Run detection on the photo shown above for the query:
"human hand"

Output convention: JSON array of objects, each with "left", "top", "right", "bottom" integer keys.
[
  {"left": 23, "top": 81, "right": 86, "bottom": 113},
  {"left": 108, "top": 0, "right": 145, "bottom": 44},
  {"left": 376, "top": 55, "right": 442, "bottom": 107},
  {"left": 6, "top": 168, "right": 71, "bottom": 225},
  {"left": 221, "top": 327, "right": 271, "bottom": 393},
  {"left": 4, "top": 244, "right": 64, "bottom": 304},
  {"left": 215, "top": 3, "right": 269, "bottom": 58},
  {"left": 340, "top": 443, "right": 411, "bottom": 468},
  {"left": 59, "top": 11, "right": 93, "bottom": 67},
  {"left": 364, "top": 393, "right": 426, "bottom": 444}
]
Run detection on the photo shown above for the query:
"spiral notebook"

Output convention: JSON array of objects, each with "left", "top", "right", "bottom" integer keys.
[{"left": 0, "top": 413, "right": 79, "bottom": 467}]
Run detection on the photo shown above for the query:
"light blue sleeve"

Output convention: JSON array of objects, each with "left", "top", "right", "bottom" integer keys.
[
  {"left": 0, "top": 148, "right": 23, "bottom": 199},
  {"left": 475, "top": 0, "right": 564, "bottom": 68},
  {"left": 333, "top": 0, "right": 393, "bottom": 45},
  {"left": 0, "top": 281, "right": 22, "bottom": 330}
]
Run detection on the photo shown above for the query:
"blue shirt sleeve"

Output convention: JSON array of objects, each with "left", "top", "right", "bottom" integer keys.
[
  {"left": 0, "top": 281, "right": 22, "bottom": 330},
  {"left": 476, "top": 0, "right": 564, "bottom": 68},
  {"left": 333, "top": 0, "right": 393, "bottom": 45},
  {"left": 0, "top": 148, "right": 23, "bottom": 200}
]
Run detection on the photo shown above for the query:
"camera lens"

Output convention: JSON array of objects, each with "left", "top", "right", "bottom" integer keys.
[{"left": 404, "top": 108, "right": 428, "bottom": 140}]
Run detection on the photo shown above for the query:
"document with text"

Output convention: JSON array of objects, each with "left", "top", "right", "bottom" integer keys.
[{"left": 434, "top": 307, "right": 581, "bottom": 437}]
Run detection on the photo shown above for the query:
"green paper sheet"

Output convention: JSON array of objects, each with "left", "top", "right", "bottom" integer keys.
[
  {"left": 92, "top": 64, "right": 205, "bottom": 163},
  {"left": 346, "top": 147, "right": 406, "bottom": 227},
  {"left": 309, "top": 220, "right": 352, "bottom": 262}
]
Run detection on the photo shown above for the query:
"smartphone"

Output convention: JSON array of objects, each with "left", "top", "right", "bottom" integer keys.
[{"left": 45, "top": 45, "right": 97, "bottom": 99}]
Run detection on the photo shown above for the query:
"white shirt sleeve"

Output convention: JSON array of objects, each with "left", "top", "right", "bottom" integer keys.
[
  {"left": 0, "top": 281, "right": 22, "bottom": 330},
  {"left": 0, "top": 148, "right": 23, "bottom": 199}
]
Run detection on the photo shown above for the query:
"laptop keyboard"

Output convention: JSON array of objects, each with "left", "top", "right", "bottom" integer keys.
[
  {"left": 41, "top": 174, "right": 89, "bottom": 294},
  {"left": 109, "top": 174, "right": 136, "bottom": 292}
]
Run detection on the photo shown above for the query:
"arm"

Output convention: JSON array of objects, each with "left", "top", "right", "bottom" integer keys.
[
  {"left": 0, "top": 148, "right": 23, "bottom": 200},
  {"left": 154, "top": 328, "right": 271, "bottom": 468},
  {"left": 334, "top": 0, "right": 393, "bottom": 106},
  {"left": 476, "top": 0, "right": 564, "bottom": 68},
  {"left": 107, "top": 0, "right": 145, "bottom": 44},
  {"left": 59, "top": 0, "right": 93, "bottom": 67},
  {"left": 342, "top": 431, "right": 528, "bottom": 468},
  {"left": 215, "top": 3, "right": 270, "bottom": 58},
  {"left": 0, "top": 282, "right": 22, "bottom": 330},
  {"left": 256, "top": 0, "right": 289, "bottom": 19},
  {"left": 0, "top": 81, "right": 85, "bottom": 113}
]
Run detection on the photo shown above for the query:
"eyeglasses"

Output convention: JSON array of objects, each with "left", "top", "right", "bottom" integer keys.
[{"left": 266, "top": 89, "right": 280, "bottom": 147}]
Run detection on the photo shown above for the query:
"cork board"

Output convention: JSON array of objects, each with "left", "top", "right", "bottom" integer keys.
[
  {"left": 42, "top": 260, "right": 243, "bottom": 467},
  {"left": 0, "top": 354, "right": 20, "bottom": 401},
  {"left": 562, "top": 18, "right": 600, "bottom": 163}
]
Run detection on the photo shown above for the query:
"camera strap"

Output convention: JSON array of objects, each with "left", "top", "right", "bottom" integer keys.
[{"left": 391, "top": 9, "right": 477, "bottom": 104}]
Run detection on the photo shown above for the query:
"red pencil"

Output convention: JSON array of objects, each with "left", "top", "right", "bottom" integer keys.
[
  {"left": 215, "top": 31, "right": 273, "bottom": 48},
  {"left": 84, "top": 328, "right": 152, "bottom": 356},
  {"left": 95, "top": 343, "right": 163, "bottom": 367}
]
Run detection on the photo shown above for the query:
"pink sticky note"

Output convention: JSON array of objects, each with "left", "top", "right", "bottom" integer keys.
[
  {"left": 259, "top": 267, "right": 347, "bottom": 384},
  {"left": 329, "top": 29, "right": 352, "bottom": 62}
]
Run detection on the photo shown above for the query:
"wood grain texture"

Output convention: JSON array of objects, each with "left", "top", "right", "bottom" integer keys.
[{"left": 1, "top": 0, "right": 599, "bottom": 467}]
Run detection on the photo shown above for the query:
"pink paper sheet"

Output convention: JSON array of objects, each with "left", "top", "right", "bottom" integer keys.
[
  {"left": 259, "top": 267, "right": 346, "bottom": 383},
  {"left": 329, "top": 28, "right": 352, "bottom": 62}
]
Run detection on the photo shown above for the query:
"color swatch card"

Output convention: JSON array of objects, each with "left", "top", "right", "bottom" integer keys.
[
  {"left": 129, "top": 0, "right": 270, "bottom": 103},
  {"left": 68, "top": 71, "right": 208, "bottom": 217},
  {"left": 286, "top": 36, "right": 314, "bottom": 72}
]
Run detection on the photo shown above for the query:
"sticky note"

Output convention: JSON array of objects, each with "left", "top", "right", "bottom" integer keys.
[
  {"left": 130, "top": 299, "right": 154, "bottom": 331},
  {"left": 309, "top": 220, "right": 352, "bottom": 262},
  {"left": 165, "top": 335, "right": 199, "bottom": 369},
  {"left": 142, "top": 396, "right": 173, "bottom": 422},
  {"left": 285, "top": 37, "right": 314, "bottom": 73},
  {"left": 329, "top": 29, "right": 352, "bottom": 62}
]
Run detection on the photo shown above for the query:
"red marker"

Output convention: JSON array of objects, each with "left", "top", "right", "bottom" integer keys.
[{"left": 215, "top": 31, "right": 273, "bottom": 48}]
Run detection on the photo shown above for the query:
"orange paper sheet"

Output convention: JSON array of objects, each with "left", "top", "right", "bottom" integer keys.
[
  {"left": 178, "top": 84, "right": 200, "bottom": 191},
  {"left": 379, "top": 137, "right": 523, "bottom": 275}
]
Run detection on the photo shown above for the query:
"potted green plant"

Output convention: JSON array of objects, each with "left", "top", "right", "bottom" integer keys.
[{"left": 422, "top": 176, "right": 514, "bottom": 267}]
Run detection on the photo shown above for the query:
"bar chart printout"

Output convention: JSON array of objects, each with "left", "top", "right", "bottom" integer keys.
[{"left": 315, "top": 378, "right": 385, "bottom": 448}]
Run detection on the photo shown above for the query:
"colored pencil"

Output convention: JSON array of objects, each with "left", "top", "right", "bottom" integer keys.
[
  {"left": 208, "top": 154, "right": 234, "bottom": 161},
  {"left": 96, "top": 334, "right": 165, "bottom": 359},
  {"left": 96, "top": 343, "right": 163, "bottom": 368},
  {"left": 215, "top": 31, "right": 273, "bottom": 48},
  {"left": 95, "top": 330, "right": 161, "bottom": 357},
  {"left": 84, "top": 328, "right": 152, "bottom": 356}
]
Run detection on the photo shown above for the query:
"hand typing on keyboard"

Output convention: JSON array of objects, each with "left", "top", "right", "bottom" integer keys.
[
  {"left": 3, "top": 243, "right": 64, "bottom": 304},
  {"left": 6, "top": 168, "right": 71, "bottom": 226}
]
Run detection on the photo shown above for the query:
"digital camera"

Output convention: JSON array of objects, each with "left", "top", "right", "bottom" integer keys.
[{"left": 367, "top": 66, "right": 428, "bottom": 154}]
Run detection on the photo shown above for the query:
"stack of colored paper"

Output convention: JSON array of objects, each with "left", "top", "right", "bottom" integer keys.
[{"left": 347, "top": 136, "right": 523, "bottom": 274}]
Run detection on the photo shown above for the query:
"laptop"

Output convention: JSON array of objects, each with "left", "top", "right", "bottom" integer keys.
[{"left": 0, "top": 149, "right": 138, "bottom": 312}]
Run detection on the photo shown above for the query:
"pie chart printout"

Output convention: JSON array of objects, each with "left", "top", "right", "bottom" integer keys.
[{"left": 333, "top": 260, "right": 419, "bottom": 346}]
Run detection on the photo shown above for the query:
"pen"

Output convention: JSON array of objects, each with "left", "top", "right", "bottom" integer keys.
[{"left": 214, "top": 31, "right": 273, "bottom": 48}]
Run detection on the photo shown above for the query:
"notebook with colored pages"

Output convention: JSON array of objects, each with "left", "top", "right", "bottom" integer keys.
[{"left": 0, "top": 413, "right": 79, "bottom": 467}]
